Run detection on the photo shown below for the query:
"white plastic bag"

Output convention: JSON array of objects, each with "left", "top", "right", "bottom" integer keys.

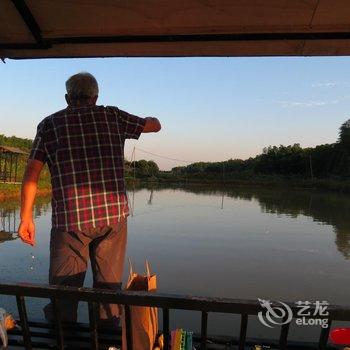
[{"left": 0, "top": 308, "right": 16, "bottom": 349}]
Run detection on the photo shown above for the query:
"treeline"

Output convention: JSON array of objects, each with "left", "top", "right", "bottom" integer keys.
[
  {"left": 2, "top": 119, "right": 349, "bottom": 185},
  {"left": 0, "top": 134, "right": 32, "bottom": 151},
  {"left": 172, "top": 120, "right": 350, "bottom": 179},
  {"left": 0, "top": 134, "right": 48, "bottom": 184},
  {"left": 125, "top": 160, "right": 159, "bottom": 178}
]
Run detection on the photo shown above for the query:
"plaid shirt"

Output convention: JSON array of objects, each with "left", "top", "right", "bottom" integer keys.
[{"left": 29, "top": 105, "right": 146, "bottom": 231}]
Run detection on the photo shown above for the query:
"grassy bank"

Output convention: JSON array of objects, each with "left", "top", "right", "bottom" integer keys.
[
  {"left": 1, "top": 175, "right": 349, "bottom": 202},
  {"left": 0, "top": 180, "right": 51, "bottom": 201}
]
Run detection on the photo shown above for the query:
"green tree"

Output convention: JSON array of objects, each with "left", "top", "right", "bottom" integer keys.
[
  {"left": 147, "top": 160, "right": 159, "bottom": 176},
  {"left": 133, "top": 159, "right": 160, "bottom": 177},
  {"left": 339, "top": 119, "right": 350, "bottom": 148},
  {"left": 0, "top": 134, "right": 32, "bottom": 150}
]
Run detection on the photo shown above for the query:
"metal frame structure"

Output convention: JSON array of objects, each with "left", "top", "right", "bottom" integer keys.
[
  {"left": 0, "top": 208, "right": 17, "bottom": 236},
  {"left": 0, "top": 282, "right": 348, "bottom": 350},
  {"left": 0, "top": 146, "right": 28, "bottom": 183}
]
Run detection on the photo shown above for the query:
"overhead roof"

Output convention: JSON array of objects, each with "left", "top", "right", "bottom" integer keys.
[
  {"left": 0, "top": 146, "right": 28, "bottom": 155},
  {"left": 1, "top": 0, "right": 350, "bottom": 59}
]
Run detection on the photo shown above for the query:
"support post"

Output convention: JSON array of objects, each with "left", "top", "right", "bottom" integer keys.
[
  {"left": 309, "top": 154, "right": 314, "bottom": 181},
  {"left": 133, "top": 146, "right": 136, "bottom": 182},
  {"left": 14, "top": 154, "right": 19, "bottom": 182},
  {"left": 0, "top": 150, "right": 3, "bottom": 181},
  {"left": 3, "top": 152, "right": 7, "bottom": 182},
  {"left": 9, "top": 153, "right": 13, "bottom": 182}
]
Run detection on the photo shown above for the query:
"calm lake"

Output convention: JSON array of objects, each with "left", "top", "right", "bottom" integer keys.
[{"left": 1, "top": 184, "right": 350, "bottom": 341}]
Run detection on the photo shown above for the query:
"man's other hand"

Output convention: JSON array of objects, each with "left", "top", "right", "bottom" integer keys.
[
  {"left": 18, "top": 219, "right": 36, "bottom": 246},
  {"left": 19, "top": 158, "right": 44, "bottom": 247},
  {"left": 143, "top": 117, "right": 161, "bottom": 133}
]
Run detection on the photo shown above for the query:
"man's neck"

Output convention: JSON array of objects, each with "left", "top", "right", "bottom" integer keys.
[{"left": 68, "top": 100, "right": 95, "bottom": 108}]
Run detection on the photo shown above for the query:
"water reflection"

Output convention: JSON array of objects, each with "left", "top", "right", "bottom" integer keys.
[
  {"left": 138, "top": 184, "right": 350, "bottom": 260},
  {"left": 1, "top": 185, "right": 349, "bottom": 339},
  {"left": 0, "top": 185, "right": 349, "bottom": 259},
  {"left": 0, "top": 196, "right": 51, "bottom": 243},
  {"left": 0, "top": 230, "right": 16, "bottom": 244},
  {"left": 0, "top": 207, "right": 17, "bottom": 241}
]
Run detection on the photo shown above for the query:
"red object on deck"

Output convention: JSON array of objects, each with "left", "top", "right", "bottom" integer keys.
[{"left": 330, "top": 328, "right": 350, "bottom": 345}]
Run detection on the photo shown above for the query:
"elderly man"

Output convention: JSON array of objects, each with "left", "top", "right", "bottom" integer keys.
[{"left": 18, "top": 72, "right": 161, "bottom": 324}]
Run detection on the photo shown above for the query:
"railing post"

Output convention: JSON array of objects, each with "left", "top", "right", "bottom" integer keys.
[
  {"left": 162, "top": 308, "right": 170, "bottom": 350},
  {"left": 16, "top": 295, "right": 32, "bottom": 350},
  {"left": 318, "top": 319, "right": 331, "bottom": 350},
  {"left": 124, "top": 304, "right": 133, "bottom": 350},
  {"left": 278, "top": 318, "right": 290, "bottom": 350},
  {"left": 88, "top": 301, "right": 99, "bottom": 350},
  {"left": 52, "top": 298, "right": 64, "bottom": 350},
  {"left": 200, "top": 311, "right": 208, "bottom": 350},
  {"left": 238, "top": 314, "right": 248, "bottom": 350}
]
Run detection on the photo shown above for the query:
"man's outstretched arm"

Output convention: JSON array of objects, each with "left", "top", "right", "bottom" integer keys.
[
  {"left": 143, "top": 117, "right": 162, "bottom": 133},
  {"left": 18, "top": 159, "right": 44, "bottom": 246}
]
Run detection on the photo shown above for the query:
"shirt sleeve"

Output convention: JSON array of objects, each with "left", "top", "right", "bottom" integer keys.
[
  {"left": 118, "top": 109, "right": 146, "bottom": 139},
  {"left": 29, "top": 120, "right": 47, "bottom": 163}
]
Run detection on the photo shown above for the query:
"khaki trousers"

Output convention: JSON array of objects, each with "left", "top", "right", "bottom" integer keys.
[{"left": 44, "top": 219, "right": 127, "bottom": 324}]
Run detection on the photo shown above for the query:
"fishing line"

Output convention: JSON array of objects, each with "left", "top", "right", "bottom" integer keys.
[
  {"left": 134, "top": 147, "right": 193, "bottom": 164},
  {"left": 0, "top": 229, "right": 36, "bottom": 271},
  {"left": 127, "top": 146, "right": 226, "bottom": 217}
]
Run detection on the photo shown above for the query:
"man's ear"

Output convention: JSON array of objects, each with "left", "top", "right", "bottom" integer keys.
[{"left": 65, "top": 94, "right": 70, "bottom": 105}]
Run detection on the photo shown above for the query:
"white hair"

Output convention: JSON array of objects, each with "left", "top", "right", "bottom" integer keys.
[{"left": 65, "top": 72, "right": 99, "bottom": 100}]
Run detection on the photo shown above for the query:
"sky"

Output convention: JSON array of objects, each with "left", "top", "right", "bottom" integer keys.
[{"left": 0, "top": 57, "right": 349, "bottom": 170}]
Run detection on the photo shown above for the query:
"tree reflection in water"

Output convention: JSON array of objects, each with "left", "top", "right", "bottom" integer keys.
[
  {"left": 0, "top": 186, "right": 349, "bottom": 259},
  {"left": 0, "top": 196, "right": 51, "bottom": 244},
  {"left": 132, "top": 183, "right": 350, "bottom": 260}
]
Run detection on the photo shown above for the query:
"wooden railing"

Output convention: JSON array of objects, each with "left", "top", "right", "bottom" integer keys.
[{"left": 1, "top": 282, "right": 349, "bottom": 349}]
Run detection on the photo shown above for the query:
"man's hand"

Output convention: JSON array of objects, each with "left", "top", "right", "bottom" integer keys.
[
  {"left": 143, "top": 117, "right": 161, "bottom": 133},
  {"left": 18, "top": 159, "right": 44, "bottom": 246},
  {"left": 18, "top": 219, "right": 36, "bottom": 246}
]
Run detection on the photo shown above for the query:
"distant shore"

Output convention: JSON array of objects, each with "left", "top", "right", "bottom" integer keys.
[
  {"left": 128, "top": 175, "right": 350, "bottom": 193},
  {"left": 0, "top": 176, "right": 349, "bottom": 202}
]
